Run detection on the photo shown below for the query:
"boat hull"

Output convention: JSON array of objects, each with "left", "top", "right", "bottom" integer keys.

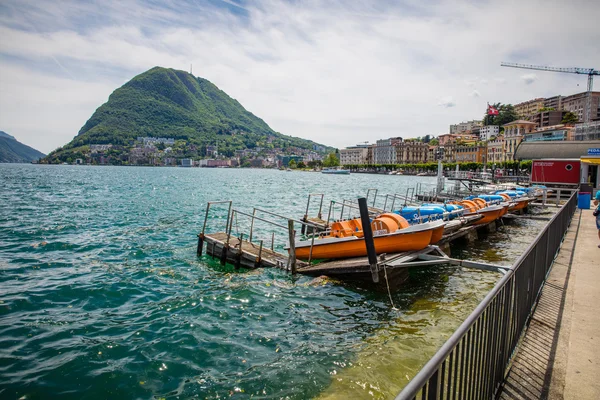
[
  {"left": 294, "top": 226, "right": 435, "bottom": 260},
  {"left": 469, "top": 206, "right": 504, "bottom": 225},
  {"left": 430, "top": 224, "right": 445, "bottom": 244},
  {"left": 508, "top": 198, "right": 530, "bottom": 211}
]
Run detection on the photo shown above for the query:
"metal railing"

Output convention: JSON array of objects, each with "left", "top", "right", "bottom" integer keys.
[{"left": 396, "top": 191, "right": 578, "bottom": 400}]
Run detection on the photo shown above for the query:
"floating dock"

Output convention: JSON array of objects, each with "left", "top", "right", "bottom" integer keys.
[{"left": 197, "top": 197, "right": 517, "bottom": 290}]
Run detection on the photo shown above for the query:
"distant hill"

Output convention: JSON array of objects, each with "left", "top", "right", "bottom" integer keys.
[
  {"left": 0, "top": 132, "right": 45, "bottom": 163},
  {"left": 45, "top": 66, "right": 333, "bottom": 162}
]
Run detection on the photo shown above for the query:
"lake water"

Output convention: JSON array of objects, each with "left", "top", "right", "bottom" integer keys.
[{"left": 0, "top": 165, "right": 548, "bottom": 399}]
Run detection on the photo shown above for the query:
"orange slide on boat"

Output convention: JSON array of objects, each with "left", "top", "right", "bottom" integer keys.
[{"left": 291, "top": 215, "right": 445, "bottom": 260}]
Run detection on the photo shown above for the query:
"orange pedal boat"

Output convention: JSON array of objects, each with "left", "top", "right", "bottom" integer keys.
[
  {"left": 452, "top": 200, "right": 504, "bottom": 225},
  {"left": 291, "top": 214, "right": 445, "bottom": 260}
]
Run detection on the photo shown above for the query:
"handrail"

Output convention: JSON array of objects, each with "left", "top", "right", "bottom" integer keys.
[{"left": 396, "top": 191, "right": 578, "bottom": 399}]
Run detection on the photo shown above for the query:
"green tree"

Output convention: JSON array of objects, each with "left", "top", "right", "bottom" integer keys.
[
  {"left": 297, "top": 161, "right": 306, "bottom": 169},
  {"left": 483, "top": 103, "right": 519, "bottom": 126},
  {"left": 561, "top": 111, "right": 579, "bottom": 124},
  {"left": 323, "top": 153, "right": 340, "bottom": 167},
  {"left": 288, "top": 159, "right": 297, "bottom": 169}
]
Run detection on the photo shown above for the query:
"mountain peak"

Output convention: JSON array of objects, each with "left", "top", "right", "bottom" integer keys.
[{"left": 45, "top": 66, "right": 332, "bottom": 163}]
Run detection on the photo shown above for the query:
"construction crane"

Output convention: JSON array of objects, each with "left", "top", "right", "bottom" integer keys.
[{"left": 500, "top": 62, "right": 600, "bottom": 123}]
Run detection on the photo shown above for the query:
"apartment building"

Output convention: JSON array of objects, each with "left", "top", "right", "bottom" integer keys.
[
  {"left": 529, "top": 110, "right": 567, "bottom": 127},
  {"left": 544, "top": 95, "right": 562, "bottom": 110},
  {"left": 514, "top": 98, "right": 544, "bottom": 118},
  {"left": 455, "top": 145, "right": 487, "bottom": 163},
  {"left": 396, "top": 141, "right": 429, "bottom": 164},
  {"left": 561, "top": 91, "right": 600, "bottom": 122},
  {"left": 479, "top": 125, "right": 499, "bottom": 141},
  {"left": 339, "top": 144, "right": 370, "bottom": 165},
  {"left": 374, "top": 137, "right": 402, "bottom": 164}
]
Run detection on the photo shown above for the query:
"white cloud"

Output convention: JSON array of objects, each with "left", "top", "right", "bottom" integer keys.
[
  {"left": 0, "top": 0, "right": 599, "bottom": 153},
  {"left": 438, "top": 96, "right": 456, "bottom": 108},
  {"left": 520, "top": 73, "right": 538, "bottom": 85}
]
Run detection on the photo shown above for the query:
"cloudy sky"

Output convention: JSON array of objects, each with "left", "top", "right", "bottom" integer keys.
[{"left": 0, "top": 0, "right": 599, "bottom": 154}]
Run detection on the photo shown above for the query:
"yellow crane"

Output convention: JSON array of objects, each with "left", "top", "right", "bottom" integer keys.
[{"left": 501, "top": 62, "right": 600, "bottom": 123}]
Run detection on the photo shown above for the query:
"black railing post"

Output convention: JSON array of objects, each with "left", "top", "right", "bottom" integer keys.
[{"left": 358, "top": 197, "right": 379, "bottom": 283}]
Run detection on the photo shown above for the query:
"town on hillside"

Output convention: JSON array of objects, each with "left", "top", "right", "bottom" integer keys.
[
  {"left": 340, "top": 90, "right": 600, "bottom": 175},
  {"left": 56, "top": 136, "right": 329, "bottom": 169}
]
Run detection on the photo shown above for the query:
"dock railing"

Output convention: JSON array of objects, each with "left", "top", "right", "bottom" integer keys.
[{"left": 396, "top": 190, "right": 578, "bottom": 400}]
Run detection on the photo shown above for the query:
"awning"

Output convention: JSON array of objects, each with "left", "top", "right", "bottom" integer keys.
[{"left": 580, "top": 157, "right": 600, "bottom": 165}]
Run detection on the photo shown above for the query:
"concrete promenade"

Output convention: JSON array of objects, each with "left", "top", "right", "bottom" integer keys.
[{"left": 499, "top": 209, "right": 600, "bottom": 400}]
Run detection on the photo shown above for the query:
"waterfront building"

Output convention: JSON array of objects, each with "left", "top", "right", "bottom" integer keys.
[
  {"left": 439, "top": 144, "right": 456, "bottom": 163},
  {"left": 374, "top": 137, "right": 402, "bottom": 164},
  {"left": 396, "top": 141, "right": 429, "bottom": 164},
  {"left": 479, "top": 125, "right": 499, "bottom": 141},
  {"left": 487, "top": 135, "right": 505, "bottom": 164},
  {"left": 455, "top": 145, "right": 487, "bottom": 163},
  {"left": 514, "top": 98, "right": 545, "bottom": 119},
  {"left": 180, "top": 158, "right": 194, "bottom": 167},
  {"left": 340, "top": 144, "right": 370, "bottom": 165},
  {"left": 449, "top": 120, "right": 482, "bottom": 134},
  {"left": 277, "top": 155, "right": 304, "bottom": 167},
  {"left": 503, "top": 120, "right": 537, "bottom": 161},
  {"left": 366, "top": 145, "right": 374, "bottom": 165},
  {"left": 561, "top": 91, "right": 600, "bottom": 122}
]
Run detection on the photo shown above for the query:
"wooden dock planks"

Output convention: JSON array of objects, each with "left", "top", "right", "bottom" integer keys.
[{"left": 203, "top": 232, "right": 308, "bottom": 270}]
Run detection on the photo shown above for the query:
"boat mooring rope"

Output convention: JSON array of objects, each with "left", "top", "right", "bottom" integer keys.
[{"left": 383, "top": 264, "right": 397, "bottom": 310}]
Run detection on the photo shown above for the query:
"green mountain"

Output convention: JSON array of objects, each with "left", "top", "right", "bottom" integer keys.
[
  {"left": 45, "top": 67, "right": 332, "bottom": 163},
  {"left": 0, "top": 131, "right": 45, "bottom": 163}
]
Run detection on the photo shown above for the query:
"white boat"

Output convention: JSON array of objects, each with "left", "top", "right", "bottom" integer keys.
[{"left": 322, "top": 168, "right": 350, "bottom": 175}]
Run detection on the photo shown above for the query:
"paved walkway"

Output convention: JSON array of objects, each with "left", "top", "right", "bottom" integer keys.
[{"left": 499, "top": 209, "right": 600, "bottom": 400}]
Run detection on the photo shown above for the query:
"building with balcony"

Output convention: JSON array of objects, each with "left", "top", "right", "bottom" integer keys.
[
  {"left": 455, "top": 145, "right": 487, "bottom": 163},
  {"left": 340, "top": 144, "right": 370, "bottom": 165},
  {"left": 503, "top": 120, "right": 537, "bottom": 161},
  {"left": 561, "top": 91, "right": 600, "bottom": 122},
  {"left": 514, "top": 98, "right": 545, "bottom": 119},
  {"left": 396, "top": 141, "right": 429, "bottom": 164},
  {"left": 544, "top": 95, "right": 563, "bottom": 110},
  {"left": 374, "top": 137, "right": 402, "bottom": 164},
  {"left": 479, "top": 125, "right": 499, "bottom": 141},
  {"left": 529, "top": 110, "right": 567, "bottom": 127}
]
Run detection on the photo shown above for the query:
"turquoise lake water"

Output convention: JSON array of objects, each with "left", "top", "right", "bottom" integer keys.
[{"left": 0, "top": 165, "right": 549, "bottom": 399}]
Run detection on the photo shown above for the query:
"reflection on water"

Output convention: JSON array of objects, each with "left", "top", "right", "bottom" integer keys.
[{"left": 0, "top": 165, "right": 552, "bottom": 399}]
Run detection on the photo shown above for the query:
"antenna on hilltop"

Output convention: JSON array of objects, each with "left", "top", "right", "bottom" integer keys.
[{"left": 190, "top": 64, "right": 193, "bottom": 75}]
